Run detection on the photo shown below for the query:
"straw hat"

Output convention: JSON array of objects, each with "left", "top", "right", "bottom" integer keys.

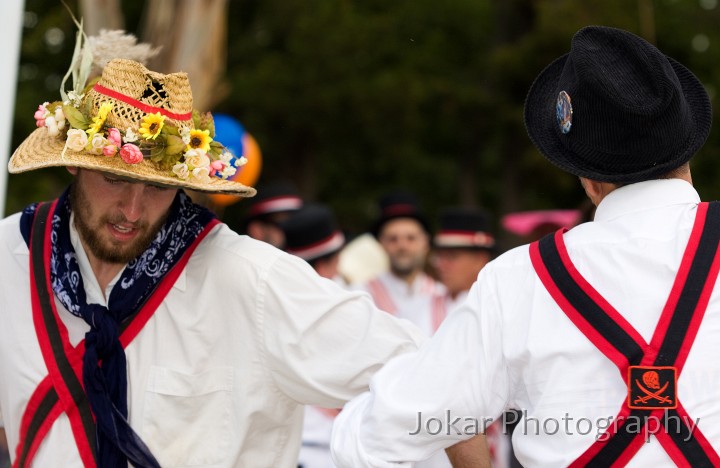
[{"left": 9, "top": 58, "right": 255, "bottom": 196}]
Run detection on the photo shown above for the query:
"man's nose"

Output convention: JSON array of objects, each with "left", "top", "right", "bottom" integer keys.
[{"left": 118, "top": 184, "right": 145, "bottom": 223}]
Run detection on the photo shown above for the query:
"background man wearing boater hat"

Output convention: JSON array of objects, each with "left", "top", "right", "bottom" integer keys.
[
  {"left": 0, "top": 39, "right": 431, "bottom": 467},
  {"left": 332, "top": 25, "right": 720, "bottom": 467}
]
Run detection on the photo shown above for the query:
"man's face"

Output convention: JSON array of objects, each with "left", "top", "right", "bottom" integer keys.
[
  {"left": 70, "top": 169, "right": 178, "bottom": 265},
  {"left": 378, "top": 218, "right": 430, "bottom": 278},
  {"left": 246, "top": 211, "right": 293, "bottom": 248},
  {"left": 432, "top": 248, "right": 491, "bottom": 297}
]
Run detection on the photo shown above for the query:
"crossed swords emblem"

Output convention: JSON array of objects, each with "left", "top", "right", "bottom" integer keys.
[
  {"left": 633, "top": 379, "right": 673, "bottom": 405},
  {"left": 632, "top": 370, "right": 674, "bottom": 405}
]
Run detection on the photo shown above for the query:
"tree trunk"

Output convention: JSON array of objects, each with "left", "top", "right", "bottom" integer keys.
[{"left": 139, "top": 0, "right": 229, "bottom": 111}]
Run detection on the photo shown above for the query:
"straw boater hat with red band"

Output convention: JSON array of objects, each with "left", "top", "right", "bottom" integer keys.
[
  {"left": 9, "top": 58, "right": 255, "bottom": 196},
  {"left": 434, "top": 207, "right": 496, "bottom": 251}
]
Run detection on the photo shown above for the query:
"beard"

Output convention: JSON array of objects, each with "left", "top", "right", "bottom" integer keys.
[
  {"left": 70, "top": 182, "right": 170, "bottom": 264},
  {"left": 389, "top": 251, "right": 426, "bottom": 278}
]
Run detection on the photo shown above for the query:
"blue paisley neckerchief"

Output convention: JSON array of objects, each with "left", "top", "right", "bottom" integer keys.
[{"left": 20, "top": 187, "right": 216, "bottom": 468}]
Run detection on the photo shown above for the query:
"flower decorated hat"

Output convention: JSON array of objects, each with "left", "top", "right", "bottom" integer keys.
[{"left": 10, "top": 56, "right": 256, "bottom": 196}]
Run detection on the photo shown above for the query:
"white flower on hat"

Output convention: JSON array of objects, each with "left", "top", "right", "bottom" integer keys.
[
  {"left": 172, "top": 162, "right": 190, "bottom": 180},
  {"left": 66, "top": 129, "right": 89, "bottom": 152},
  {"left": 54, "top": 107, "right": 66, "bottom": 131},
  {"left": 179, "top": 126, "right": 191, "bottom": 146},
  {"left": 184, "top": 149, "right": 210, "bottom": 169},
  {"left": 220, "top": 165, "right": 237, "bottom": 179},
  {"left": 65, "top": 91, "right": 85, "bottom": 108},
  {"left": 89, "top": 133, "right": 108, "bottom": 155},
  {"left": 44, "top": 116, "right": 60, "bottom": 137},
  {"left": 235, "top": 156, "right": 248, "bottom": 167},
  {"left": 191, "top": 166, "right": 210, "bottom": 183},
  {"left": 123, "top": 127, "right": 139, "bottom": 143}
]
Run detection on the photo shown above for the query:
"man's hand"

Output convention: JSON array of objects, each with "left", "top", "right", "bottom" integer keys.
[{"left": 445, "top": 434, "right": 492, "bottom": 468}]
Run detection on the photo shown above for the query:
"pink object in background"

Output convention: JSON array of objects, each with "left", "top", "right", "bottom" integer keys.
[{"left": 501, "top": 209, "right": 582, "bottom": 236}]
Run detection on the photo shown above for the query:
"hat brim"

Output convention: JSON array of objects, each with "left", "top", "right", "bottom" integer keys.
[
  {"left": 524, "top": 54, "right": 712, "bottom": 184},
  {"left": 371, "top": 213, "right": 432, "bottom": 239},
  {"left": 9, "top": 128, "right": 256, "bottom": 196}
]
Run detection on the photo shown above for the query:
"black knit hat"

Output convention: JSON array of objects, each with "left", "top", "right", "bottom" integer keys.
[
  {"left": 434, "top": 207, "right": 496, "bottom": 250},
  {"left": 281, "top": 204, "right": 345, "bottom": 262},
  {"left": 371, "top": 191, "right": 431, "bottom": 238},
  {"left": 524, "top": 26, "right": 712, "bottom": 184}
]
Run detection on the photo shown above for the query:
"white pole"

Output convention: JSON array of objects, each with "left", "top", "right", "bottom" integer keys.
[{"left": 0, "top": 0, "right": 25, "bottom": 218}]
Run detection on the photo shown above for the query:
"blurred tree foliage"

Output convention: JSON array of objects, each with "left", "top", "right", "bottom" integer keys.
[{"left": 8, "top": 0, "right": 720, "bottom": 246}]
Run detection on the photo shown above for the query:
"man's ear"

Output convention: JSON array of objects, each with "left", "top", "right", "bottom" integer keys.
[
  {"left": 579, "top": 177, "right": 616, "bottom": 206},
  {"left": 66, "top": 167, "right": 79, "bottom": 176}
]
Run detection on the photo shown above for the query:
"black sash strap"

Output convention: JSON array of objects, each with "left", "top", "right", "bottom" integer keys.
[
  {"left": 24, "top": 201, "right": 97, "bottom": 466},
  {"left": 15, "top": 201, "right": 220, "bottom": 467},
  {"left": 530, "top": 201, "right": 720, "bottom": 467}
]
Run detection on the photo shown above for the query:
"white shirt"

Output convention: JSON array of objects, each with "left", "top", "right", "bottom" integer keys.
[
  {"left": 332, "top": 179, "right": 720, "bottom": 467},
  {"left": 359, "top": 271, "right": 446, "bottom": 337},
  {"left": 0, "top": 215, "right": 425, "bottom": 467}
]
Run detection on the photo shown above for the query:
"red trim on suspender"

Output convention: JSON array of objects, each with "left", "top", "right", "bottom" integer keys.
[
  {"left": 530, "top": 240, "right": 638, "bottom": 371},
  {"left": 16, "top": 211, "right": 220, "bottom": 467},
  {"left": 642, "top": 202, "right": 708, "bottom": 367},
  {"left": 28, "top": 200, "right": 95, "bottom": 467},
  {"left": 531, "top": 203, "right": 720, "bottom": 466},
  {"left": 120, "top": 219, "right": 219, "bottom": 347}
]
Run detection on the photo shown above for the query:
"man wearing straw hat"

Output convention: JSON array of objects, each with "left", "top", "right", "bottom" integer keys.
[
  {"left": 0, "top": 51, "right": 427, "bottom": 466},
  {"left": 332, "top": 26, "right": 720, "bottom": 466}
]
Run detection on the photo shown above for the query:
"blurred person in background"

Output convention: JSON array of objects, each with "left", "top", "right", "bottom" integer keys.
[
  {"left": 225, "top": 180, "right": 303, "bottom": 248},
  {"left": 432, "top": 207, "right": 512, "bottom": 468},
  {"left": 281, "top": 203, "right": 347, "bottom": 468}
]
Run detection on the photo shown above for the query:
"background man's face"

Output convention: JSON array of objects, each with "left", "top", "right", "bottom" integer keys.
[
  {"left": 432, "top": 248, "right": 491, "bottom": 297},
  {"left": 70, "top": 169, "right": 178, "bottom": 264},
  {"left": 378, "top": 218, "right": 429, "bottom": 278}
]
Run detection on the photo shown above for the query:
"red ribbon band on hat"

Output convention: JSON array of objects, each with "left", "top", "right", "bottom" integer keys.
[{"left": 93, "top": 83, "right": 194, "bottom": 121}]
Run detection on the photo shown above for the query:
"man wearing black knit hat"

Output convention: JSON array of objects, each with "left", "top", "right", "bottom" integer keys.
[{"left": 332, "top": 26, "right": 720, "bottom": 467}]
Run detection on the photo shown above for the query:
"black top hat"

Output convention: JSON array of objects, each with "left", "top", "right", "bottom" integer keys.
[
  {"left": 281, "top": 204, "right": 345, "bottom": 262},
  {"left": 524, "top": 26, "right": 711, "bottom": 184},
  {"left": 245, "top": 181, "right": 303, "bottom": 221},
  {"left": 434, "top": 207, "right": 496, "bottom": 250},
  {"left": 371, "top": 190, "right": 431, "bottom": 238}
]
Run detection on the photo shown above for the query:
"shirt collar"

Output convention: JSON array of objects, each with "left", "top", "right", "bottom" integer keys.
[
  {"left": 69, "top": 212, "right": 123, "bottom": 305},
  {"left": 68, "top": 214, "right": 188, "bottom": 301},
  {"left": 593, "top": 179, "right": 700, "bottom": 223}
]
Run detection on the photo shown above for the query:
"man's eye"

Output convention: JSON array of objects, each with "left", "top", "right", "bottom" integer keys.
[{"left": 103, "top": 176, "right": 124, "bottom": 185}]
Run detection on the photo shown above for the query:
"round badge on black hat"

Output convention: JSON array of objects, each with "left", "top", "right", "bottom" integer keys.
[{"left": 524, "top": 26, "right": 711, "bottom": 184}]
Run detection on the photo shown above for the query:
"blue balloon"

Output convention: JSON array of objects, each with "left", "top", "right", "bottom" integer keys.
[{"left": 213, "top": 113, "right": 246, "bottom": 164}]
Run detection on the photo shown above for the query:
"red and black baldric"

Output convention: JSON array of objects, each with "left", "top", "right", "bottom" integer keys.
[
  {"left": 14, "top": 201, "right": 218, "bottom": 467},
  {"left": 530, "top": 201, "right": 720, "bottom": 467}
]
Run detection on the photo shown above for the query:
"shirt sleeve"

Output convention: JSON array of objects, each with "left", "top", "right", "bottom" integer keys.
[
  {"left": 331, "top": 264, "right": 511, "bottom": 467},
  {"left": 259, "top": 253, "right": 427, "bottom": 409}
]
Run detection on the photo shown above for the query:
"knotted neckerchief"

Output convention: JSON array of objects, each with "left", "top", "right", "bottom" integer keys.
[{"left": 21, "top": 187, "right": 216, "bottom": 468}]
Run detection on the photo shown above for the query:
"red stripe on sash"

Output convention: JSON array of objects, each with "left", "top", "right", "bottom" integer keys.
[{"left": 15, "top": 209, "right": 219, "bottom": 467}]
